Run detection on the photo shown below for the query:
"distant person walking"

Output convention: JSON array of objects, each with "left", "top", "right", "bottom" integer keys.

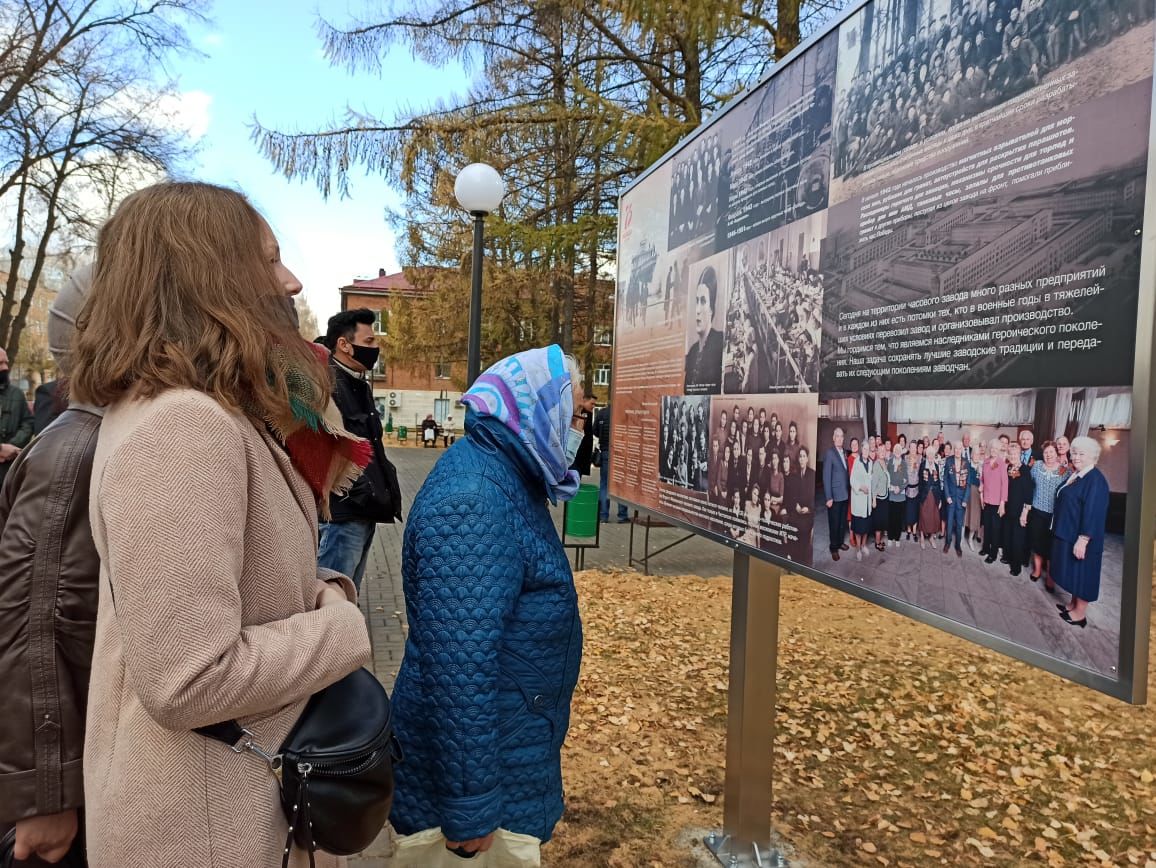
[
  {"left": 569, "top": 391, "right": 596, "bottom": 476},
  {"left": 593, "top": 403, "right": 629, "bottom": 522}
]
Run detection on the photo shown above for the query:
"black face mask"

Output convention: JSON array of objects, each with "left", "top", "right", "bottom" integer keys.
[
  {"left": 0, "top": 370, "right": 9, "bottom": 388},
  {"left": 350, "top": 344, "right": 380, "bottom": 372}
]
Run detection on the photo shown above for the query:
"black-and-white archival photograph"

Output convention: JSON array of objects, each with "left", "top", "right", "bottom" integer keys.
[
  {"left": 833, "top": 0, "right": 1155, "bottom": 183},
  {"left": 683, "top": 251, "right": 731, "bottom": 395},
  {"left": 659, "top": 395, "right": 710, "bottom": 492},
  {"left": 668, "top": 134, "right": 722, "bottom": 249},
  {"left": 723, "top": 212, "right": 825, "bottom": 394},
  {"left": 715, "top": 30, "right": 837, "bottom": 251}
]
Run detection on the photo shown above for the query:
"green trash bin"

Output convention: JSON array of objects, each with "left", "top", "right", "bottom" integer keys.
[{"left": 565, "top": 483, "right": 599, "bottom": 539}]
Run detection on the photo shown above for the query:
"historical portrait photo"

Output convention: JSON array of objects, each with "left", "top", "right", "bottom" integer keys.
[
  {"left": 668, "top": 134, "right": 722, "bottom": 249},
  {"left": 683, "top": 251, "right": 730, "bottom": 395}
]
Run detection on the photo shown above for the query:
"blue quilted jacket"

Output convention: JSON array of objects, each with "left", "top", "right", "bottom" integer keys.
[{"left": 389, "top": 412, "right": 583, "bottom": 843}]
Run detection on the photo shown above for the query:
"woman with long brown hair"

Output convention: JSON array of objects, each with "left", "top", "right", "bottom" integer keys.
[{"left": 71, "top": 182, "right": 372, "bottom": 867}]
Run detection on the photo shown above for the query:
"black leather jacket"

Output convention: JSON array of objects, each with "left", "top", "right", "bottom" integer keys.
[{"left": 327, "top": 361, "right": 402, "bottom": 524}]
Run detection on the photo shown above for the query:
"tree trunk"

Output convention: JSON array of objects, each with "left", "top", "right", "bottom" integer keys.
[
  {"left": 0, "top": 178, "right": 30, "bottom": 348},
  {"left": 775, "top": 0, "right": 802, "bottom": 59},
  {"left": 9, "top": 167, "right": 65, "bottom": 363}
]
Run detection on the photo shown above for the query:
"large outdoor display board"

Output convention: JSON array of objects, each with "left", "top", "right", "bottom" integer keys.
[{"left": 611, "top": 0, "right": 1156, "bottom": 702}]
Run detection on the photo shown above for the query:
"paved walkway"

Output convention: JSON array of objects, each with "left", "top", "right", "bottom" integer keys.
[{"left": 349, "top": 447, "right": 733, "bottom": 865}]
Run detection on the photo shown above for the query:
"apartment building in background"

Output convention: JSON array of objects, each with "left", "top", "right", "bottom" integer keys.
[{"left": 339, "top": 268, "right": 618, "bottom": 428}]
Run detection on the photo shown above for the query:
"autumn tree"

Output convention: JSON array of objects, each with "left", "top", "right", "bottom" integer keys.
[
  {"left": 296, "top": 297, "right": 321, "bottom": 343},
  {"left": 253, "top": 0, "right": 845, "bottom": 378},
  {"left": 0, "top": 0, "right": 201, "bottom": 368}
]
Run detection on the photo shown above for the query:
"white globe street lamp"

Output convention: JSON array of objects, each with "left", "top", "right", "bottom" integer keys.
[{"left": 455, "top": 163, "right": 505, "bottom": 386}]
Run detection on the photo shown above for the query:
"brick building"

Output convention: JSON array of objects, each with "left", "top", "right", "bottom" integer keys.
[
  {"left": 339, "top": 267, "right": 618, "bottom": 428},
  {"left": 339, "top": 269, "right": 465, "bottom": 432}
]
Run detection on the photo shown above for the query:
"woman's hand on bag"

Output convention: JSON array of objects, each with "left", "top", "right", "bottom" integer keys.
[
  {"left": 446, "top": 832, "right": 495, "bottom": 855},
  {"left": 318, "top": 584, "right": 348, "bottom": 608}
]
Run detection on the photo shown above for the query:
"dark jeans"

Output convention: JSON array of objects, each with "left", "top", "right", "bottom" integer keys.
[
  {"left": 980, "top": 504, "right": 1002, "bottom": 557},
  {"left": 827, "top": 499, "right": 848, "bottom": 552},
  {"left": 318, "top": 519, "right": 376, "bottom": 590},
  {"left": 598, "top": 447, "right": 629, "bottom": 521}
]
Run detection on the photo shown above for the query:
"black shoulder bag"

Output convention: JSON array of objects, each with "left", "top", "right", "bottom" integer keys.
[{"left": 196, "top": 666, "right": 402, "bottom": 868}]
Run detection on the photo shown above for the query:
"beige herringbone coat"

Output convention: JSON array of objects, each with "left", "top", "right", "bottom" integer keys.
[{"left": 84, "top": 390, "right": 372, "bottom": 868}]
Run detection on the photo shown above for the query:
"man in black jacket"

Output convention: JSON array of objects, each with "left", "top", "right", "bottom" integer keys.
[
  {"left": 318, "top": 309, "right": 402, "bottom": 590},
  {"left": 569, "top": 392, "right": 596, "bottom": 477}
]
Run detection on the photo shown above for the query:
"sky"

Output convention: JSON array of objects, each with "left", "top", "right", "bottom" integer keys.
[{"left": 167, "top": 1, "right": 469, "bottom": 323}]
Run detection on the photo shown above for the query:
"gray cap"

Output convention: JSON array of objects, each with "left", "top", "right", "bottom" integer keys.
[{"left": 47, "top": 264, "right": 94, "bottom": 375}]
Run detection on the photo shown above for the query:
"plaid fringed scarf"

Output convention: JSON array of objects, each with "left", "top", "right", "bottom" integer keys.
[{"left": 267, "top": 342, "right": 372, "bottom": 519}]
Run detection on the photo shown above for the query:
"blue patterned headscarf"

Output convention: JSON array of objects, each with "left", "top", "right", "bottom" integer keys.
[{"left": 462, "top": 344, "right": 580, "bottom": 502}]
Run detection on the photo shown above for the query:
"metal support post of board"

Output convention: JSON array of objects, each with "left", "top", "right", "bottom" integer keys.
[{"left": 704, "top": 552, "right": 787, "bottom": 868}]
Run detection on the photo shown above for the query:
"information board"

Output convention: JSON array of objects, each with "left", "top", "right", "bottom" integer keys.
[{"left": 610, "top": 0, "right": 1156, "bottom": 702}]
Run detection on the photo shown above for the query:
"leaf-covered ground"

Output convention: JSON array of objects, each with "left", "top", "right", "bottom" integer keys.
[{"left": 551, "top": 569, "right": 1156, "bottom": 867}]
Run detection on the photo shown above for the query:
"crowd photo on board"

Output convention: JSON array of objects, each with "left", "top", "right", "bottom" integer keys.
[
  {"left": 833, "top": 0, "right": 1155, "bottom": 179},
  {"left": 705, "top": 399, "right": 816, "bottom": 563},
  {"left": 659, "top": 395, "right": 710, "bottom": 491},
  {"left": 722, "top": 221, "right": 824, "bottom": 394},
  {"left": 668, "top": 133, "right": 722, "bottom": 247}
]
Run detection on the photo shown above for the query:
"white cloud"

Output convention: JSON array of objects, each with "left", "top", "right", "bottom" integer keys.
[
  {"left": 202, "top": 32, "right": 224, "bottom": 47},
  {"left": 157, "top": 89, "right": 213, "bottom": 141}
]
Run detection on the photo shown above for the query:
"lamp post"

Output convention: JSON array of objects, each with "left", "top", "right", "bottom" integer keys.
[{"left": 454, "top": 162, "right": 505, "bottom": 387}]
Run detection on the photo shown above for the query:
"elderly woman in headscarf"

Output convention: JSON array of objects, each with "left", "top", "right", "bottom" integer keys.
[{"left": 390, "top": 344, "right": 585, "bottom": 865}]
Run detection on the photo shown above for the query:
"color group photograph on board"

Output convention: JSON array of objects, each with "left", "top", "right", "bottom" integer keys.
[
  {"left": 723, "top": 212, "right": 826, "bottom": 394},
  {"left": 811, "top": 387, "right": 1128, "bottom": 676},
  {"left": 705, "top": 394, "right": 819, "bottom": 565}
]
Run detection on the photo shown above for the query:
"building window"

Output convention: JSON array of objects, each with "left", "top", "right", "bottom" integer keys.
[
  {"left": 435, "top": 361, "right": 451, "bottom": 379},
  {"left": 434, "top": 398, "right": 449, "bottom": 424},
  {"left": 518, "top": 319, "right": 535, "bottom": 343},
  {"left": 373, "top": 354, "right": 386, "bottom": 377},
  {"left": 593, "top": 325, "right": 612, "bottom": 346},
  {"left": 374, "top": 309, "right": 388, "bottom": 335},
  {"left": 593, "top": 364, "right": 610, "bottom": 386}
]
